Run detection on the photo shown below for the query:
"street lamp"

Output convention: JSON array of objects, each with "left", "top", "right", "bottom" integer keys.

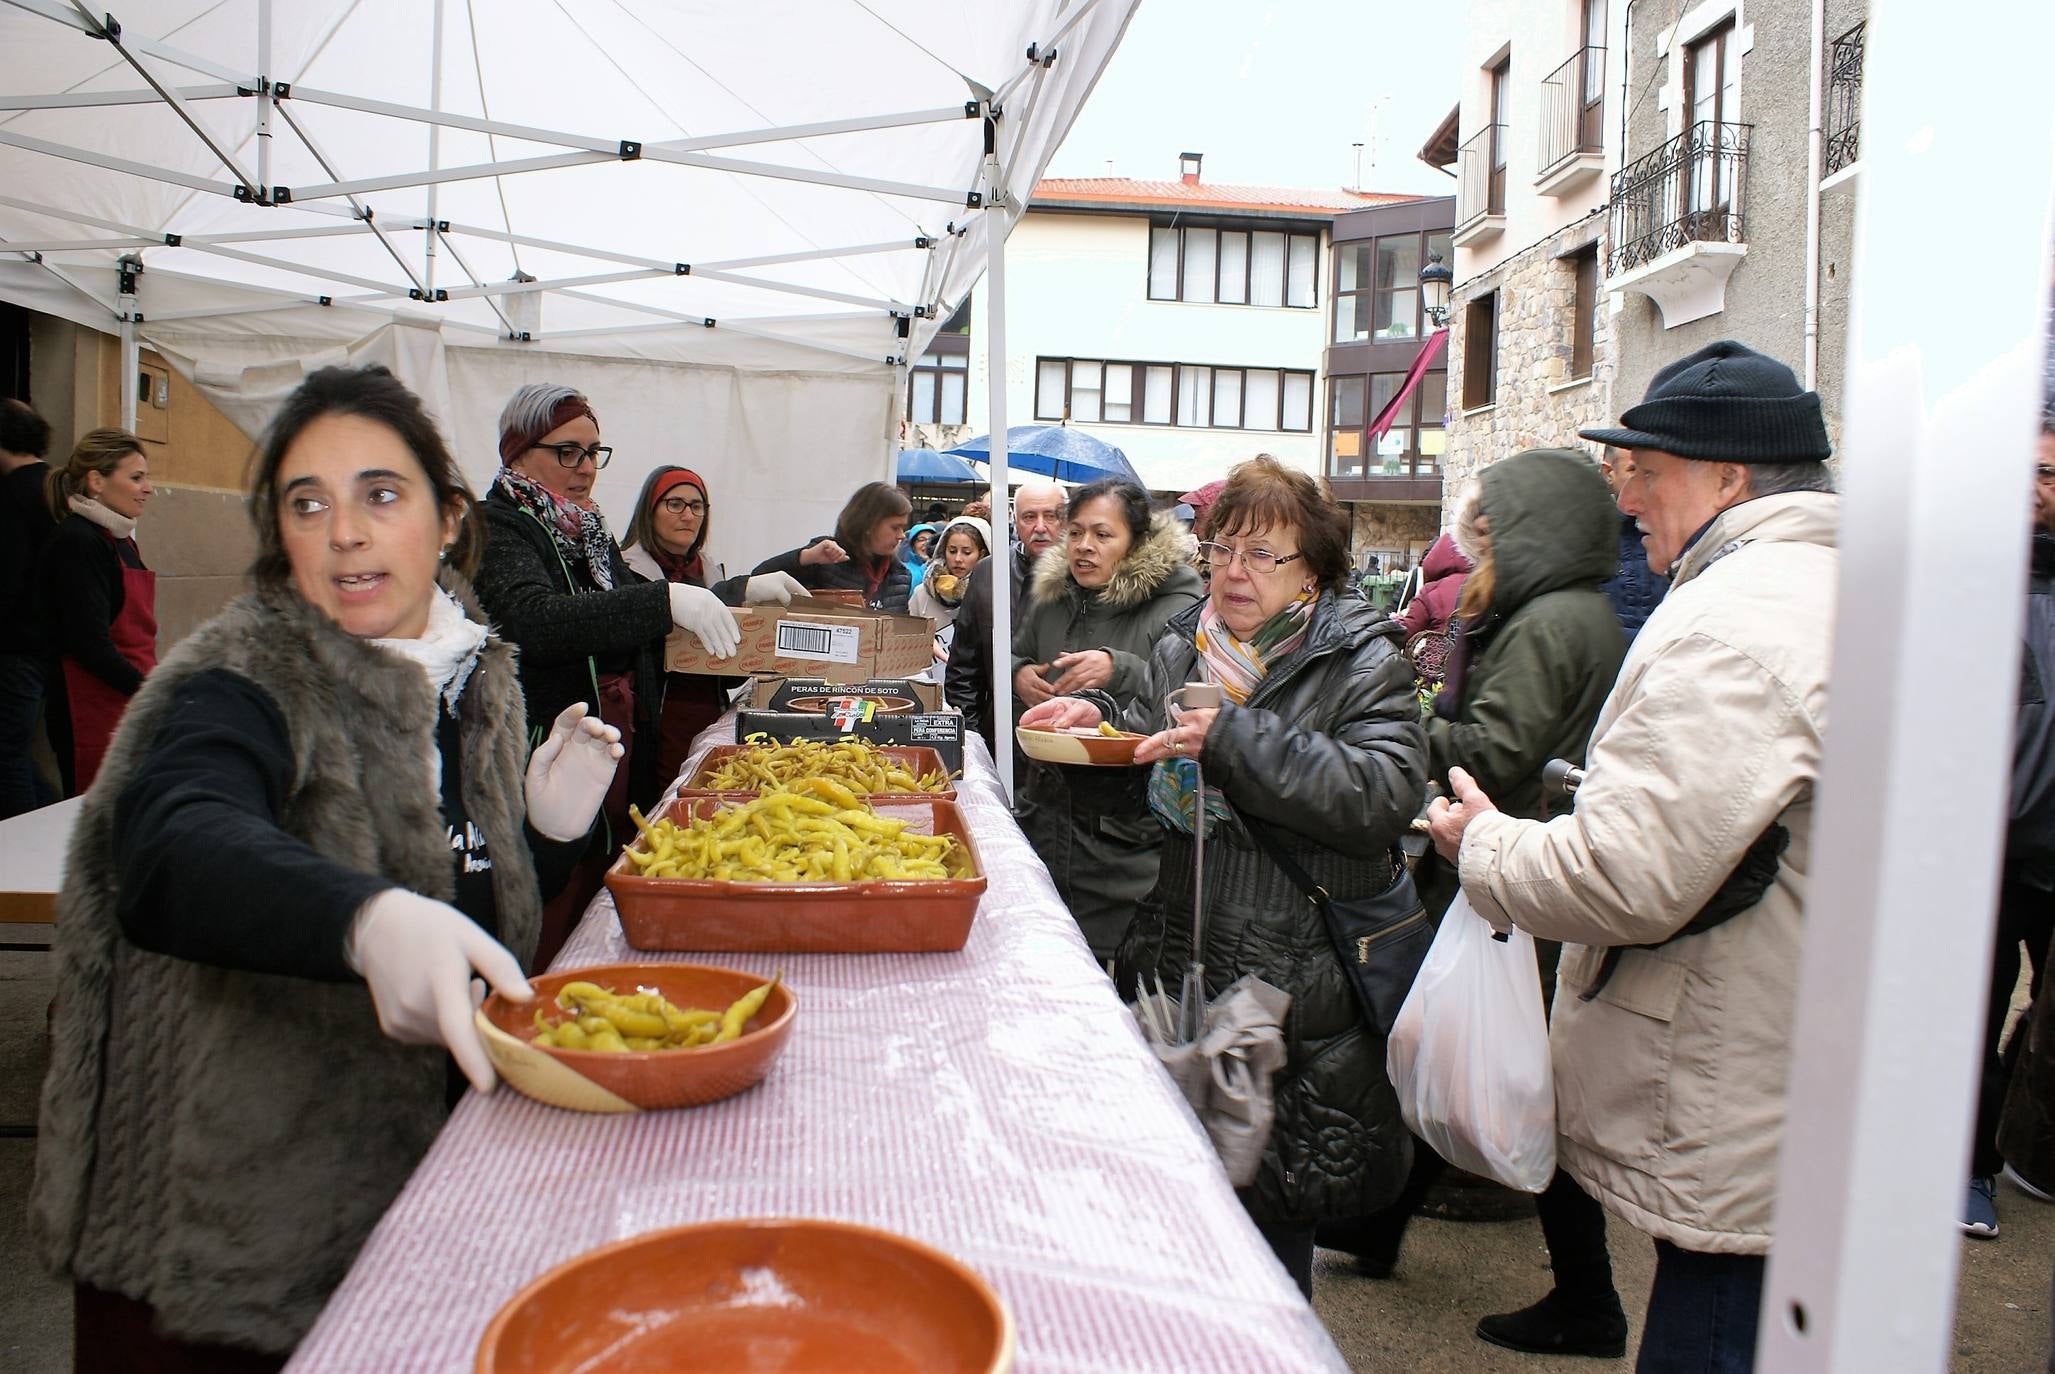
[{"left": 1421, "top": 252, "right": 1453, "bottom": 328}]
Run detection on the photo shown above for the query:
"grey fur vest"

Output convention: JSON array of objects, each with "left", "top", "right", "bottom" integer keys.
[{"left": 29, "top": 573, "right": 540, "bottom": 1354}]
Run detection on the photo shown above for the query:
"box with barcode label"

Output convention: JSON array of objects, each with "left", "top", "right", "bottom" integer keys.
[{"left": 663, "top": 595, "right": 933, "bottom": 683}]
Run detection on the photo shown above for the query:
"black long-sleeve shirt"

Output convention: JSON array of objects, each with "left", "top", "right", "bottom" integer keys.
[
  {"left": 112, "top": 669, "right": 582, "bottom": 979},
  {"left": 38, "top": 514, "right": 148, "bottom": 693},
  {"left": 1, "top": 462, "right": 56, "bottom": 656}
]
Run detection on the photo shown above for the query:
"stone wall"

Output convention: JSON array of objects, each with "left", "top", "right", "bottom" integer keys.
[
  {"left": 1440, "top": 207, "right": 1616, "bottom": 524},
  {"left": 1349, "top": 503, "right": 1440, "bottom": 562}
]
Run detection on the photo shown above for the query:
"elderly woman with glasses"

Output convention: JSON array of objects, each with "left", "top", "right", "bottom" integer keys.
[
  {"left": 1022, "top": 455, "right": 1426, "bottom": 1297},
  {"left": 474, "top": 385, "right": 797, "bottom": 962}
]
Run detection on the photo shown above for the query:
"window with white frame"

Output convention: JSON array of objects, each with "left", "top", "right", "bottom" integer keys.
[
  {"left": 1147, "top": 223, "right": 1321, "bottom": 308},
  {"left": 1036, "top": 356, "right": 1315, "bottom": 431}
]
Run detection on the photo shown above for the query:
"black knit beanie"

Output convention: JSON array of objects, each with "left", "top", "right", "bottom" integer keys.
[{"left": 1579, "top": 340, "right": 1832, "bottom": 463}]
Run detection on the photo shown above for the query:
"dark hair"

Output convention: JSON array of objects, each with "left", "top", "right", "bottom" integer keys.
[
  {"left": 623, "top": 465, "right": 710, "bottom": 563},
  {"left": 47, "top": 427, "right": 145, "bottom": 522},
  {"left": 1202, "top": 454, "right": 1352, "bottom": 589},
  {"left": 246, "top": 365, "right": 480, "bottom": 585},
  {"left": 2, "top": 398, "right": 51, "bottom": 459},
  {"left": 834, "top": 481, "right": 912, "bottom": 557},
  {"left": 1067, "top": 477, "right": 1150, "bottom": 544}
]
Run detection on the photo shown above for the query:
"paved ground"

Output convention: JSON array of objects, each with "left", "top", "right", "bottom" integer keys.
[{"left": 4, "top": 932, "right": 2052, "bottom": 1372}]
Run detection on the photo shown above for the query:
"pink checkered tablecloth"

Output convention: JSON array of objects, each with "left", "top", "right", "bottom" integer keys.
[{"left": 284, "top": 723, "right": 1347, "bottom": 1373}]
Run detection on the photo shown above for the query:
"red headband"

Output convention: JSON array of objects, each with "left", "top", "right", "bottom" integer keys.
[
  {"left": 649, "top": 468, "right": 708, "bottom": 510},
  {"left": 499, "top": 395, "right": 596, "bottom": 466}
]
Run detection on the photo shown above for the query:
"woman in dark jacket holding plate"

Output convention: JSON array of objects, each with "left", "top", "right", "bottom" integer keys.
[{"left": 1023, "top": 456, "right": 1426, "bottom": 1296}]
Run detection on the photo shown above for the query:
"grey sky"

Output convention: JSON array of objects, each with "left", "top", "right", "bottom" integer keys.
[{"left": 1044, "top": 0, "right": 1466, "bottom": 199}]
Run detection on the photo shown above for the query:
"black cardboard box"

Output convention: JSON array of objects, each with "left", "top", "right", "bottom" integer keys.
[{"left": 735, "top": 677, "right": 967, "bottom": 773}]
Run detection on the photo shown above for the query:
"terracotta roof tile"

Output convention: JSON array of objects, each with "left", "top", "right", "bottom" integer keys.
[{"left": 1031, "top": 177, "right": 1421, "bottom": 217}]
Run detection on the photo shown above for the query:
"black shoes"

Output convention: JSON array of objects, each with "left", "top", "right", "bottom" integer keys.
[{"left": 1475, "top": 1289, "right": 1629, "bottom": 1359}]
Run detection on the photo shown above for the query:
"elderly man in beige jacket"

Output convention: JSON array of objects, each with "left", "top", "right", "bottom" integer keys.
[{"left": 1428, "top": 340, "right": 1836, "bottom": 1374}]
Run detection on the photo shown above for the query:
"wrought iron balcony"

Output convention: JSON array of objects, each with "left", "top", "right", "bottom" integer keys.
[
  {"left": 1539, "top": 46, "right": 1606, "bottom": 189},
  {"left": 1455, "top": 124, "right": 1507, "bottom": 241},
  {"left": 1607, "top": 120, "right": 1752, "bottom": 277},
  {"left": 1825, "top": 22, "right": 1864, "bottom": 177}
]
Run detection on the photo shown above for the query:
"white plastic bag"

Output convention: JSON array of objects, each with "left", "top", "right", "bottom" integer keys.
[{"left": 1385, "top": 890, "right": 1557, "bottom": 1193}]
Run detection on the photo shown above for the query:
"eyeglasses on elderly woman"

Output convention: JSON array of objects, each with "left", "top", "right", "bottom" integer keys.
[
  {"left": 530, "top": 440, "right": 613, "bottom": 470},
  {"left": 1195, "top": 540, "right": 1304, "bottom": 574}
]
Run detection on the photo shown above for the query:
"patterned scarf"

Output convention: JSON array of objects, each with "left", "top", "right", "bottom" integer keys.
[
  {"left": 494, "top": 466, "right": 616, "bottom": 591},
  {"left": 1147, "top": 593, "right": 1319, "bottom": 834},
  {"left": 651, "top": 544, "right": 706, "bottom": 587}
]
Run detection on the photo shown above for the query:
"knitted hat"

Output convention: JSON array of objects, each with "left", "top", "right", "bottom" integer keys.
[
  {"left": 1578, "top": 340, "right": 1831, "bottom": 464},
  {"left": 939, "top": 513, "right": 994, "bottom": 553}
]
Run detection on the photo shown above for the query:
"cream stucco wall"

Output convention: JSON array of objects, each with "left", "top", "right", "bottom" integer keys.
[{"left": 967, "top": 211, "right": 1329, "bottom": 495}]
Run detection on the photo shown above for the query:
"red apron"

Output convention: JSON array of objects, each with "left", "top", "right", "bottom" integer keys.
[{"left": 63, "top": 537, "right": 156, "bottom": 793}]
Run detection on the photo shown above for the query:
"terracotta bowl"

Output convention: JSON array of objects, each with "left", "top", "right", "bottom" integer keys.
[
  {"left": 475, "top": 1217, "right": 1014, "bottom": 1374},
  {"left": 475, "top": 963, "right": 795, "bottom": 1113},
  {"left": 1015, "top": 724, "right": 1148, "bottom": 767}
]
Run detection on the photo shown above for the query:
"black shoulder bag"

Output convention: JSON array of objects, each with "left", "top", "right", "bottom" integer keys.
[{"left": 1242, "top": 818, "right": 1432, "bottom": 1036}]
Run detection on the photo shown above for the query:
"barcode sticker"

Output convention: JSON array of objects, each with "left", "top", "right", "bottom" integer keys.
[{"left": 774, "top": 619, "right": 862, "bottom": 664}]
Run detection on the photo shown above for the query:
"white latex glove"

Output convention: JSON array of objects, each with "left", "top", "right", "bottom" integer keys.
[
  {"left": 525, "top": 702, "right": 624, "bottom": 841},
  {"left": 743, "top": 571, "right": 806, "bottom": 606},
  {"left": 669, "top": 581, "right": 740, "bottom": 659},
  {"left": 346, "top": 889, "right": 532, "bottom": 1094}
]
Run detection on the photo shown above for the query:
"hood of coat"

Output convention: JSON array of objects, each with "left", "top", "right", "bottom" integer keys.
[
  {"left": 1668, "top": 490, "right": 1840, "bottom": 590},
  {"left": 1477, "top": 448, "right": 1618, "bottom": 616},
  {"left": 1029, "top": 508, "right": 1198, "bottom": 611},
  {"left": 1418, "top": 531, "right": 1470, "bottom": 583}
]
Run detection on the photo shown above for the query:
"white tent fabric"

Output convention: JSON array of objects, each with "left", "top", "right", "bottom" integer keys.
[{"left": 0, "top": 0, "right": 1137, "bottom": 553}]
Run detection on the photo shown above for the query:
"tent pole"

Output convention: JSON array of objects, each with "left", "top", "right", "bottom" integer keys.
[
  {"left": 255, "top": 0, "right": 271, "bottom": 193},
  {"left": 1756, "top": 2, "right": 2054, "bottom": 1369},
  {"left": 424, "top": 0, "right": 444, "bottom": 296},
  {"left": 982, "top": 105, "right": 1014, "bottom": 804},
  {"left": 118, "top": 315, "right": 138, "bottom": 432}
]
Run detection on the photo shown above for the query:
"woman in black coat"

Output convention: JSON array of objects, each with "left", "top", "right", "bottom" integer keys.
[
  {"left": 37, "top": 427, "right": 156, "bottom": 796},
  {"left": 1023, "top": 456, "right": 1426, "bottom": 1297},
  {"left": 752, "top": 480, "right": 913, "bottom": 613}
]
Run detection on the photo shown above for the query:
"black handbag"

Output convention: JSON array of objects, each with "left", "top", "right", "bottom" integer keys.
[{"left": 1243, "top": 819, "right": 1431, "bottom": 1036}]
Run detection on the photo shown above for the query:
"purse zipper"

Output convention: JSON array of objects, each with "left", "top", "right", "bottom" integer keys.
[{"left": 1353, "top": 910, "right": 1427, "bottom": 964}]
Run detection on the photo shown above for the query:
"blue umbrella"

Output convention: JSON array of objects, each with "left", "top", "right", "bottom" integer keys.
[
  {"left": 895, "top": 448, "right": 984, "bottom": 484},
  {"left": 945, "top": 425, "right": 1143, "bottom": 485}
]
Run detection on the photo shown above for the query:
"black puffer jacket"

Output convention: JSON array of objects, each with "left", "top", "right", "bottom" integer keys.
[
  {"left": 1600, "top": 510, "right": 1666, "bottom": 640},
  {"left": 1104, "top": 592, "right": 1427, "bottom": 1228},
  {"left": 1012, "top": 512, "right": 1204, "bottom": 955}
]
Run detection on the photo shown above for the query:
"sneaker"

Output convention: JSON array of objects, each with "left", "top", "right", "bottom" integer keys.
[
  {"left": 1475, "top": 1289, "right": 1628, "bottom": 1359},
  {"left": 1962, "top": 1176, "right": 2000, "bottom": 1237},
  {"left": 2004, "top": 1163, "right": 2055, "bottom": 1204}
]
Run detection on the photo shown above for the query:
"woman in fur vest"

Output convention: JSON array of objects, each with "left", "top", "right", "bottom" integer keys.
[
  {"left": 30, "top": 366, "right": 616, "bottom": 1371},
  {"left": 1011, "top": 478, "right": 1204, "bottom": 956}
]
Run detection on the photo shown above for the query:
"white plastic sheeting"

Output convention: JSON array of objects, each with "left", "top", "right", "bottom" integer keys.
[{"left": 0, "top": 0, "right": 1137, "bottom": 552}]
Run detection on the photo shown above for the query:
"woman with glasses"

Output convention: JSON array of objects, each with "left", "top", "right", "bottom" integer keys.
[
  {"left": 1021, "top": 456, "right": 1426, "bottom": 1296},
  {"left": 621, "top": 465, "right": 796, "bottom": 786},
  {"left": 475, "top": 384, "right": 796, "bottom": 963},
  {"left": 1011, "top": 477, "right": 1203, "bottom": 958}
]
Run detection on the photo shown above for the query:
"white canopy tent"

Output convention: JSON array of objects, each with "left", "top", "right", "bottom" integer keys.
[{"left": 0, "top": 0, "right": 1137, "bottom": 584}]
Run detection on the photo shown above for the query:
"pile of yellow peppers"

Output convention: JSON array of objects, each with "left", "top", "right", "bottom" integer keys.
[
  {"left": 531, "top": 977, "right": 779, "bottom": 1053},
  {"left": 701, "top": 737, "right": 951, "bottom": 794},
  {"left": 622, "top": 794, "right": 967, "bottom": 884}
]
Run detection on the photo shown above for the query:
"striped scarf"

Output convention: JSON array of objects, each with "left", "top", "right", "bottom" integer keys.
[{"left": 1147, "top": 594, "right": 1318, "bottom": 833}]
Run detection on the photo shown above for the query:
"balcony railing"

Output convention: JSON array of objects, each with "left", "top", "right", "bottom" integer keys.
[
  {"left": 1456, "top": 124, "right": 1506, "bottom": 232},
  {"left": 1607, "top": 120, "right": 1752, "bottom": 277},
  {"left": 1539, "top": 46, "right": 1606, "bottom": 174},
  {"left": 1825, "top": 21, "right": 1864, "bottom": 176}
]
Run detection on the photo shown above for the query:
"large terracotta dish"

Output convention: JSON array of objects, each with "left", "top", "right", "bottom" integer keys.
[
  {"left": 605, "top": 797, "right": 986, "bottom": 953},
  {"left": 475, "top": 963, "right": 795, "bottom": 1113},
  {"left": 682, "top": 743, "right": 955, "bottom": 800},
  {"left": 1015, "top": 724, "right": 1148, "bottom": 767},
  {"left": 475, "top": 1218, "right": 1014, "bottom": 1374}
]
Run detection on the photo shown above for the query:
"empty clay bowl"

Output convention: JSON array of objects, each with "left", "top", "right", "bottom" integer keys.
[
  {"left": 1015, "top": 724, "right": 1148, "bottom": 766},
  {"left": 475, "top": 1217, "right": 1014, "bottom": 1374},
  {"left": 476, "top": 963, "right": 795, "bottom": 1113}
]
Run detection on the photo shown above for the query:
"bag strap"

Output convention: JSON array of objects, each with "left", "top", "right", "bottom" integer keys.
[{"left": 1237, "top": 809, "right": 1332, "bottom": 912}]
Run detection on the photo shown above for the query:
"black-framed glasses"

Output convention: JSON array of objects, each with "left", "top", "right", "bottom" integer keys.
[
  {"left": 1196, "top": 541, "right": 1304, "bottom": 574},
  {"left": 659, "top": 495, "right": 707, "bottom": 516},
  {"left": 529, "top": 441, "right": 612, "bottom": 470}
]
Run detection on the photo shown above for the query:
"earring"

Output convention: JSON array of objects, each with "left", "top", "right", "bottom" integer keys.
[{"left": 438, "top": 545, "right": 450, "bottom": 562}]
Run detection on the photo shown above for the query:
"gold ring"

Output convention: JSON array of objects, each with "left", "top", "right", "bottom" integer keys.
[{"left": 1172, "top": 739, "right": 1183, "bottom": 754}]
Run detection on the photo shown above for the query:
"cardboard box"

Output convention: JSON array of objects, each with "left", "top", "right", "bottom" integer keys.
[
  {"left": 736, "top": 677, "right": 967, "bottom": 772},
  {"left": 664, "top": 595, "right": 934, "bottom": 683}
]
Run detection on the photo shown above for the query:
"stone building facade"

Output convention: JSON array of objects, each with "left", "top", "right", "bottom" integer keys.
[{"left": 1441, "top": 206, "right": 1616, "bottom": 513}]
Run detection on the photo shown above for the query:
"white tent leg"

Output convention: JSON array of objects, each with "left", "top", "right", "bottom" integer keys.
[
  {"left": 984, "top": 125, "right": 1014, "bottom": 804},
  {"left": 1757, "top": 4, "right": 2054, "bottom": 1370},
  {"left": 118, "top": 313, "right": 138, "bottom": 432}
]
